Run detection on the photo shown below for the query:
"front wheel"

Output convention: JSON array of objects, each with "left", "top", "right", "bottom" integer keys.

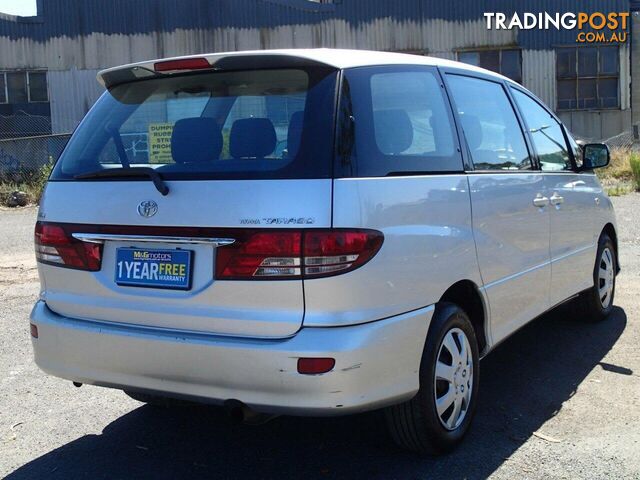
[
  {"left": 385, "top": 303, "right": 480, "bottom": 455},
  {"left": 573, "top": 233, "right": 616, "bottom": 322}
]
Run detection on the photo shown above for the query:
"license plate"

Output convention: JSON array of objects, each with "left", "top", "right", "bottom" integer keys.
[{"left": 115, "top": 248, "right": 193, "bottom": 290}]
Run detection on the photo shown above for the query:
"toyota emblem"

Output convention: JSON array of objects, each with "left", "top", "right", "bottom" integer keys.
[{"left": 137, "top": 200, "right": 158, "bottom": 218}]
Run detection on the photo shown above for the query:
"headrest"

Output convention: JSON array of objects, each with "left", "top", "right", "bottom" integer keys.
[
  {"left": 373, "top": 109, "right": 414, "bottom": 154},
  {"left": 460, "top": 114, "right": 483, "bottom": 151},
  {"left": 230, "top": 118, "right": 277, "bottom": 159},
  {"left": 287, "top": 111, "right": 304, "bottom": 158},
  {"left": 171, "top": 117, "right": 223, "bottom": 164}
]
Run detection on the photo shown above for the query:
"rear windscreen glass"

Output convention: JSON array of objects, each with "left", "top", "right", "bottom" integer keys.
[{"left": 51, "top": 68, "right": 337, "bottom": 181}]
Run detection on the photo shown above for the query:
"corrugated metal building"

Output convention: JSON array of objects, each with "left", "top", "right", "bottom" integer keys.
[{"left": 0, "top": 0, "right": 636, "bottom": 140}]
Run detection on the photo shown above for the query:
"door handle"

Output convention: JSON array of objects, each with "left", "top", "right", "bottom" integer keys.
[
  {"left": 533, "top": 194, "right": 549, "bottom": 208},
  {"left": 549, "top": 192, "right": 564, "bottom": 206}
]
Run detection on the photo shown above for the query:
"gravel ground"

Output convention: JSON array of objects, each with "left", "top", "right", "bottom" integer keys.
[{"left": 1, "top": 197, "right": 639, "bottom": 480}]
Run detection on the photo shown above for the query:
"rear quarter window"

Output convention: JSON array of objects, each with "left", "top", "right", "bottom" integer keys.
[{"left": 335, "top": 65, "right": 463, "bottom": 178}]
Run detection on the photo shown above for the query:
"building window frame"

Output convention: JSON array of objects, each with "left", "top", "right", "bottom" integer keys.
[
  {"left": 26, "top": 70, "right": 49, "bottom": 103},
  {"left": 555, "top": 45, "right": 619, "bottom": 111},
  {"left": 0, "top": 70, "right": 49, "bottom": 104},
  {"left": 456, "top": 47, "right": 522, "bottom": 83},
  {"left": 0, "top": 72, "right": 7, "bottom": 104}
]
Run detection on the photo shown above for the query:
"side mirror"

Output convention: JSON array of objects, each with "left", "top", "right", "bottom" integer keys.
[{"left": 581, "top": 143, "right": 610, "bottom": 170}]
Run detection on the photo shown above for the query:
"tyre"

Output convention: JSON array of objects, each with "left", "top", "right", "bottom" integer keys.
[
  {"left": 385, "top": 302, "right": 480, "bottom": 455},
  {"left": 573, "top": 233, "right": 616, "bottom": 322},
  {"left": 124, "top": 390, "right": 196, "bottom": 407}
]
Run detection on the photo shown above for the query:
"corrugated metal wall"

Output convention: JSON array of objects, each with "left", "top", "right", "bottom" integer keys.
[
  {"left": 48, "top": 69, "right": 103, "bottom": 133},
  {"left": 0, "top": 0, "right": 629, "bottom": 66},
  {"left": 0, "top": 0, "right": 632, "bottom": 138},
  {"left": 0, "top": 0, "right": 629, "bottom": 43}
]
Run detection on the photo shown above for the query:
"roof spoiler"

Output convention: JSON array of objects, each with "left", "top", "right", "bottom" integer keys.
[{"left": 97, "top": 52, "right": 336, "bottom": 89}]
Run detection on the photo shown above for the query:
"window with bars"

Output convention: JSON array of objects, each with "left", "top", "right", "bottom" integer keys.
[
  {"left": 556, "top": 46, "right": 619, "bottom": 110},
  {"left": 0, "top": 73, "right": 6, "bottom": 104},
  {"left": 0, "top": 70, "right": 48, "bottom": 104},
  {"left": 28, "top": 72, "right": 48, "bottom": 102},
  {"left": 457, "top": 49, "right": 522, "bottom": 83}
]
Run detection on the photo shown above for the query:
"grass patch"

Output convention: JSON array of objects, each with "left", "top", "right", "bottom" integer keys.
[
  {"left": 605, "top": 184, "right": 634, "bottom": 197},
  {"left": 631, "top": 153, "right": 640, "bottom": 190},
  {"left": 597, "top": 147, "right": 640, "bottom": 195},
  {"left": 0, "top": 162, "right": 53, "bottom": 207}
]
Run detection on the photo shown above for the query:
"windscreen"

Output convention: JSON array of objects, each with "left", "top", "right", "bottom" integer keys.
[{"left": 51, "top": 68, "right": 338, "bottom": 181}]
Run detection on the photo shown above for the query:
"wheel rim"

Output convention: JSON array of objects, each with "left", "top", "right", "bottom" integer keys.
[
  {"left": 598, "top": 247, "right": 615, "bottom": 309},
  {"left": 433, "top": 327, "right": 473, "bottom": 431}
]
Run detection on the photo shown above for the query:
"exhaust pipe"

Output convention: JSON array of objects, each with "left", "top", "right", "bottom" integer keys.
[{"left": 224, "top": 400, "right": 277, "bottom": 425}]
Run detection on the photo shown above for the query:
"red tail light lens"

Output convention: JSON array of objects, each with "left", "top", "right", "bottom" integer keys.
[
  {"left": 154, "top": 58, "right": 211, "bottom": 72},
  {"left": 216, "top": 231, "right": 302, "bottom": 279},
  {"left": 216, "top": 229, "right": 383, "bottom": 280},
  {"left": 34, "top": 222, "right": 102, "bottom": 271},
  {"left": 303, "top": 230, "right": 383, "bottom": 276}
]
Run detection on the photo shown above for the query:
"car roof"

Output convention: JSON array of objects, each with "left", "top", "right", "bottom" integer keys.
[{"left": 97, "top": 48, "right": 510, "bottom": 89}]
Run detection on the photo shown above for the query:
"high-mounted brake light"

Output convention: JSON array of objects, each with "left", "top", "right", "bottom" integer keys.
[
  {"left": 154, "top": 58, "right": 212, "bottom": 72},
  {"left": 34, "top": 222, "right": 102, "bottom": 271},
  {"left": 215, "top": 229, "right": 383, "bottom": 280}
]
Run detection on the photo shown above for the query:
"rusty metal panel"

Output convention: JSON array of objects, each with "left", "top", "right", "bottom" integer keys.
[
  {"left": 0, "top": 0, "right": 631, "bottom": 138},
  {"left": 48, "top": 69, "right": 103, "bottom": 133},
  {"left": 522, "top": 49, "right": 556, "bottom": 109},
  {"left": 0, "top": 0, "right": 630, "bottom": 49}
]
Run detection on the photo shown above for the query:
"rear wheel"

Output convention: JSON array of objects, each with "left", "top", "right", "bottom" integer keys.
[
  {"left": 573, "top": 233, "right": 616, "bottom": 322},
  {"left": 385, "top": 303, "right": 480, "bottom": 455}
]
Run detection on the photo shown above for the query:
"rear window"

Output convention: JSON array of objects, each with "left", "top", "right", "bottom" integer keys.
[
  {"left": 335, "top": 65, "right": 463, "bottom": 177},
  {"left": 51, "top": 68, "right": 337, "bottom": 181}
]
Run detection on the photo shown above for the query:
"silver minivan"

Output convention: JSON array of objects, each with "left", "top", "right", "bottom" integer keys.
[{"left": 30, "top": 49, "right": 618, "bottom": 454}]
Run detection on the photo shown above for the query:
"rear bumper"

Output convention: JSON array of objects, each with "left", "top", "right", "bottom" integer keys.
[{"left": 30, "top": 301, "right": 432, "bottom": 416}]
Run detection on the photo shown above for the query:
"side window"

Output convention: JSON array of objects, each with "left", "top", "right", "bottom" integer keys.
[
  {"left": 511, "top": 89, "right": 572, "bottom": 172},
  {"left": 336, "top": 66, "right": 462, "bottom": 177},
  {"left": 446, "top": 75, "right": 531, "bottom": 171}
]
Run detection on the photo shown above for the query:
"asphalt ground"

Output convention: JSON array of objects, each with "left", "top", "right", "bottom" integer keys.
[{"left": 1, "top": 196, "right": 639, "bottom": 479}]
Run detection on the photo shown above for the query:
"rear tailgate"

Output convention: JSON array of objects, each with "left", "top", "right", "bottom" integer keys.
[{"left": 38, "top": 179, "right": 331, "bottom": 338}]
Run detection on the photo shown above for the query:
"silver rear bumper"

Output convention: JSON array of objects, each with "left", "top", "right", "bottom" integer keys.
[{"left": 30, "top": 301, "right": 433, "bottom": 416}]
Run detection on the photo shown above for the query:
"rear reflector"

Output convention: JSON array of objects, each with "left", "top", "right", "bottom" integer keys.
[
  {"left": 30, "top": 323, "right": 38, "bottom": 338},
  {"left": 215, "top": 229, "right": 383, "bottom": 280},
  {"left": 297, "top": 358, "right": 335, "bottom": 375},
  {"left": 35, "top": 222, "right": 102, "bottom": 271},
  {"left": 154, "top": 58, "right": 211, "bottom": 72}
]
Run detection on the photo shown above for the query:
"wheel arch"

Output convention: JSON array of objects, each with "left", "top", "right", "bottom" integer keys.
[{"left": 438, "top": 280, "right": 489, "bottom": 356}]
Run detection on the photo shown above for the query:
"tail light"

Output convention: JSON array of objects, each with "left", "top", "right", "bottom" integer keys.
[
  {"left": 33, "top": 222, "right": 381, "bottom": 279},
  {"left": 216, "top": 229, "right": 383, "bottom": 280},
  {"left": 34, "top": 222, "right": 102, "bottom": 271}
]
